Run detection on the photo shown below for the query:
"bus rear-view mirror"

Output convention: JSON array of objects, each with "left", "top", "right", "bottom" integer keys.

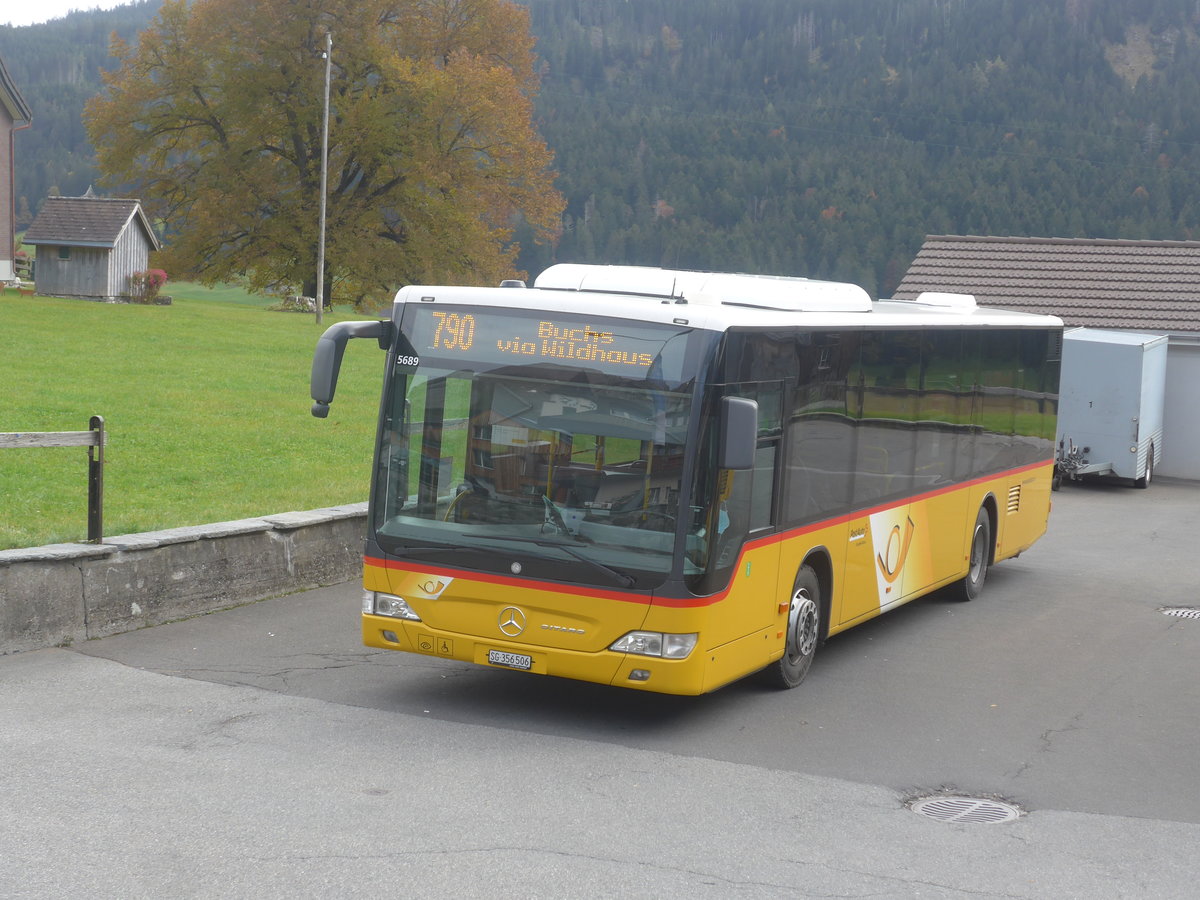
[{"left": 719, "top": 396, "right": 757, "bottom": 470}]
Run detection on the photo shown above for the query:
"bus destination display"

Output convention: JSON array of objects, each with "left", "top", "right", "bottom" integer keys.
[{"left": 406, "top": 307, "right": 671, "bottom": 374}]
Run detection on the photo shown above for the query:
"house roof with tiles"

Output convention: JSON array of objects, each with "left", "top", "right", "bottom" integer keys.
[{"left": 894, "top": 235, "right": 1200, "bottom": 334}]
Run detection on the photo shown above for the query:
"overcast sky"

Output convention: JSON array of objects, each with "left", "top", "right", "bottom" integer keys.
[{"left": 3, "top": 2, "right": 129, "bottom": 28}]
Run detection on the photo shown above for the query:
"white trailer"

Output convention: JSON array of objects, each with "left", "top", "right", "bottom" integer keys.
[{"left": 1055, "top": 328, "right": 1168, "bottom": 488}]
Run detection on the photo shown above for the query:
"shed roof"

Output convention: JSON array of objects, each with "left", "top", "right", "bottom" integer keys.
[
  {"left": 23, "top": 195, "right": 161, "bottom": 252},
  {"left": 894, "top": 235, "right": 1200, "bottom": 334}
]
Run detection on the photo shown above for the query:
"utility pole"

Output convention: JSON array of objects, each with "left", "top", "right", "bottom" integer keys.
[{"left": 316, "top": 30, "right": 332, "bottom": 325}]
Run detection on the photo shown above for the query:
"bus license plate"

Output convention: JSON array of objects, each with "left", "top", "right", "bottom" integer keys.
[{"left": 487, "top": 649, "right": 533, "bottom": 671}]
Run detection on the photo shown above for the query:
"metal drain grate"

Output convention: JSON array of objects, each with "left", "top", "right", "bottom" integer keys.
[
  {"left": 909, "top": 795, "right": 1022, "bottom": 824},
  {"left": 1161, "top": 607, "right": 1200, "bottom": 620}
]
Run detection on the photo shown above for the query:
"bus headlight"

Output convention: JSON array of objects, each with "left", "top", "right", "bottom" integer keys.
[
  {"left": 609, "top": 631, "right": 697, "bottom": 659},
  {"left": 364, "top": 590, "right": 422, "bottom": 621}
]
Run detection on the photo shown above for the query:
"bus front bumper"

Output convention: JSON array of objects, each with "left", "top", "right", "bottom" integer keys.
[{"left": 362, "top": 614, "right": 712, "bottom": 695}]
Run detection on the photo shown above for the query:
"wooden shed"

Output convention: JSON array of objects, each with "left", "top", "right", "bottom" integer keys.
[{"left": 22, "top": 194, "right": 161, "bottom": 301}]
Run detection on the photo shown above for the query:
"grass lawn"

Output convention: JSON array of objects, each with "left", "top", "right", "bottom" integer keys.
[{"left": 1, "top": 283, "right": 385, "bottom": 550}]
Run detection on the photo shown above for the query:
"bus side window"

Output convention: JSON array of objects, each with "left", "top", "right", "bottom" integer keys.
[
  {"left": 748, "top": 444, "right": 776, "bottom": 531},
  {"left": 718, "top": 444, "right": 774, "bottom": 546},
  {"left": 785, "top": 333, "right": 855, "bottom": 526}
]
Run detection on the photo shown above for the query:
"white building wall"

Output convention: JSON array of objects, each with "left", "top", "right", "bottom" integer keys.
[{"left": 1160, "top": 341, "right": 1200, "bottom": 480}]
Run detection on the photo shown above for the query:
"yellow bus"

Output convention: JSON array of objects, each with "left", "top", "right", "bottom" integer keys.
[{"left": 311, "top": 265, "right": 1061, "bottom": 694}]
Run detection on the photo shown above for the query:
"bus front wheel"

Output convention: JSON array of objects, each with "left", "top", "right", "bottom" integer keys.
[
  {"left": 950, "top": 507, "right": 991, "bottom": 602},
  {"left": 766, "top": 566, "right": 821, "bottom": 689}
]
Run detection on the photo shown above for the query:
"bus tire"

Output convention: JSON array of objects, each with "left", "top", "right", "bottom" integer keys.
[
  {"left": 765, "top": 566, "right": 821, "bottom": 689},
  {"left": 950, "top": 506, "right": 991, "bottom": 602}
]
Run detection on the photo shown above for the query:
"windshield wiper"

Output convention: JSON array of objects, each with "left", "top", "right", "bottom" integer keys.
[
  {"left": 392, "top": 535, "right": 636, "bottom": 588},
  {"left": 464, "top": 533, "right": 637, "bottom": 588}
]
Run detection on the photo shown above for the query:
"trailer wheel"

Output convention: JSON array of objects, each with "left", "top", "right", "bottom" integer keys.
[{"left": 1135, "top": 445, "right": 1154, "bottom": 489}]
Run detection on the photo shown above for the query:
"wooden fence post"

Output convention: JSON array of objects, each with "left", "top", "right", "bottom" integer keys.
[
  {"left": 0, "top": 417, "right": 108, "bottom": 544},
  {"left": 88, "top": 416, "right": 105, "bottom": 543}
]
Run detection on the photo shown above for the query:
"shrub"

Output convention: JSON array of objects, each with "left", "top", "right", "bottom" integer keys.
[{"left": 129, "top": 269, "right": 169, "bottom": 303}]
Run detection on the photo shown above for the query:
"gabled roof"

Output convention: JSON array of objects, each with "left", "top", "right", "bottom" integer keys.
[
  {"left": 894, "top": 235, "right": 1200, "bottom": 334},
  {"left": 23, "top": 196, "right": 161, "bottom": 252},
  {"left": 0, "top": 55, "right": 32, "bottom": 124}
]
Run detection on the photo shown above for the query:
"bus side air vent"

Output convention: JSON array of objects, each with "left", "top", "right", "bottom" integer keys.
[{"left": 1007, "top": 485, "right": 1022, "bottom": 514}]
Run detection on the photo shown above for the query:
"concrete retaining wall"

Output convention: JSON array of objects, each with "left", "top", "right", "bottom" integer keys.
[{"left": 0, "top": 503, "right": 367, "bottom": 654}]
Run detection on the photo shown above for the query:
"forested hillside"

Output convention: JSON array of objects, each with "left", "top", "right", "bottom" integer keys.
[
  {"left": 6, "top": 0, "right": 1200, "bottom": 295},
  {"left": 523, "top": 0, "right": 1200, "bottom": 294}
]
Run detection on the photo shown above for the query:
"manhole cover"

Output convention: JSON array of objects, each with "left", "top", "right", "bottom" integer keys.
[
  {"left": 1160, "top": 607, "right": 1200, "bottom": 620},
  {"left": 909, "top": 795, "right": 1022, "bottom": 824}
]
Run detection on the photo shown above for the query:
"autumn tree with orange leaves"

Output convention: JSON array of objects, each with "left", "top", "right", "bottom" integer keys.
[{"left": 85, "top": 0, "right": 563, "bottom": 307}]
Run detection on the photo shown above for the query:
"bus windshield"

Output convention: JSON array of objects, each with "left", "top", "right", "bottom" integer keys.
[{"left": 372, "top": 306, "right": 715, "bottom": 590}]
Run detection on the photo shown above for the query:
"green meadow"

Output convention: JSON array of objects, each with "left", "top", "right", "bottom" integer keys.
[{"left": 1, "top": 285, "right": 385, "bottom": 550}]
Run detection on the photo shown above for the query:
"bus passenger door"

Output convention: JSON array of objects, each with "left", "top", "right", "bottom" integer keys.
[
  {"left": 838, "top": 329, "right": 919, "bottom": 624},
  {"left": 705, "top": 384, "right": 782, "bottom": 651},
  {"left": 708, "top": 454, "right": 779, "bottom": 615}
]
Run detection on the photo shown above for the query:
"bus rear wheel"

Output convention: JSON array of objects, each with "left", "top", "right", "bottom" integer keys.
[
  {"left": 765, "top": 566, "right": 821, "bottom": 689},
  {"left": 950, "top": 507, "right": 991, "bottom": 602}
]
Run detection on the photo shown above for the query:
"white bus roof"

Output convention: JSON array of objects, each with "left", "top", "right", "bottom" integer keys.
[
  {"left": 393, "top": 265, "right": 1062, "bottom": 331},
  {"left": 534, "top": 263, "right": 874, "bottom": 312}
]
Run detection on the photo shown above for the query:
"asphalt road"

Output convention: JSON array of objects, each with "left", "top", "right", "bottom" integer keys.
[{"left": 4, "top": 478, "right": 1200, "bottom": 897}]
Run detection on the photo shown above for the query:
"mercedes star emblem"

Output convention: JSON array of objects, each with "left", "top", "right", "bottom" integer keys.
[{"left": 498, "top": 606, "right": 526, "bottom": 637}]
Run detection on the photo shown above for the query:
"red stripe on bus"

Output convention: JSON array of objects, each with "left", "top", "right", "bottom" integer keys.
[{"left": 366, "top": 458, "right": 1053, "bottom": 611}]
